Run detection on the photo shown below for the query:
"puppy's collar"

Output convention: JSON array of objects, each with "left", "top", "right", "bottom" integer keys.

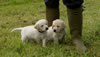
[{"left": 38, "top": 31, "right": 45, "bottom": 33}]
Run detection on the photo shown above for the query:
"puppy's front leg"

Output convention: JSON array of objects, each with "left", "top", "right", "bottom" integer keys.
[
  {"left": 54, "top": 38, "right": 59, "bottom": 44},
  {"left": 42, "top": 39, "right": 46, "bottom": 47}
]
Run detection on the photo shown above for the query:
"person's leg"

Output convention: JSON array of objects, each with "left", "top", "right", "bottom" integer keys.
[
  {"left": 44, "top": 0, "right": 59, "bottom": 26},
  {"left": 63, "top": 0, "right": 87, "bottom": 52}
]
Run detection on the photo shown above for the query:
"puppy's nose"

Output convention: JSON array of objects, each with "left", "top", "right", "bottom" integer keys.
[
  {"left": 54, "top": 29, "right": 56, "bottom": 32},
  {"left": 46, "top": 27, "right": 48, "bottom": 30}
]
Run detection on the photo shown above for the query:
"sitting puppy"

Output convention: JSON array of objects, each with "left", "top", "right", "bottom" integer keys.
[
  {"left": 46, "top": 19, "right": 66, "bottom": 44},
  {"left": 11, "top": 19, "right": 48, "bottom": 47}
]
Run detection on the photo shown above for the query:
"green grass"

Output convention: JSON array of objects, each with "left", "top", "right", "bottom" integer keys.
[{"left": 0, "top": 0, "right": 100, "bottom": 57}]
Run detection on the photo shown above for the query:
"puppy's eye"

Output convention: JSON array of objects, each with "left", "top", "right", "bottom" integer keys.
[
  {"left": 41, "top": 25, "right": 43, "bottom": 27},
  {"left": 57, "top": 26, "right": 59, "bottom": 28}
]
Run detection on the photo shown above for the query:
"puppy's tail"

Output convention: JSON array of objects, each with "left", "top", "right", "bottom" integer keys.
[{"left": 11, "top": 28, "right": 23, "bottom": 32}]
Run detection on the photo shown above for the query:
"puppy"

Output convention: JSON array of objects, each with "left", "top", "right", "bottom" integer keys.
[
  {"left": 11, "top": 19, "right": 48, "bottom": 47},
  {"left": 46, "top": 19, "right": 66, "bottom": 44}
]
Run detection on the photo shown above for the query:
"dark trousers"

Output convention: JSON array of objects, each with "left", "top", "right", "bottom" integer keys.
[{"left": 44, "top": 0, "right": 83, "bottom": 9}]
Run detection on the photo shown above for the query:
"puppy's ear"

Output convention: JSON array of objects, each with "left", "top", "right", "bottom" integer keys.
[
  {"left": 64, "top": 23, "right": 66, "bottom": 28},
  {"left": 34, "top": 24, "right": 39, "bottom": 30},
  {"left": 62, "top": 23, "right": 66, "bottom": 28},
  {"left": 52, "top": 25, "right": 54, "bottom": 29}
]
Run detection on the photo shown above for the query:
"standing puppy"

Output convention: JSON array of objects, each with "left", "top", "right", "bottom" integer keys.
[
  {"left": 46, "top": 19, "right": 66, "bottom": 44},
  {"left": 11, "top": 19, "right": 48, "bottom": 47}
]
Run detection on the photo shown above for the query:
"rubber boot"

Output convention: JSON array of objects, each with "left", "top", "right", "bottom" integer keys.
[
  {"left": 67, "top": 7, "right": 87, "bottom": 52},
  {"left": 46, "top": 8, "right": 59, "bottom": 26}
]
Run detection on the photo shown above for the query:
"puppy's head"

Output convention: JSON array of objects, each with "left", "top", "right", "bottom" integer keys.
[
  {"left": 34, "top": 19, "right": 48, "bottom": 33},
  {"left": 52, "top": 19, "right": 65, "bottom": 33}
]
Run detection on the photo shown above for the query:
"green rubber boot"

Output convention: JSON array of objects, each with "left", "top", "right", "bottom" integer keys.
[
  {"left": 46, "top": 8, "right": 59, "bottom": 26},
  {"left": 67, "top": 7, "right": 87, "bottom": 52}
]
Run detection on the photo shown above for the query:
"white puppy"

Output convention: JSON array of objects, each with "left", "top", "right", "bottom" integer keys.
[
  {"left": 11, "top": 19, "right": 48, "bottom": 47},
  {"left": 46, "top": 19, "right": 66, "bottom": 44}
]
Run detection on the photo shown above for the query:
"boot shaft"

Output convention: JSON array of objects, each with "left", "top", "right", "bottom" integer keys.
[
  {"left": 67, "top": 7, "right": 83, "bottom": 39},
  {"left": 46, "top": 8, "right": 59, "bottom": 26}
]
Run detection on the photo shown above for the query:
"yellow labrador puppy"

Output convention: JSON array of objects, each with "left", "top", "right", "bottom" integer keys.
[
  {"left": 11, "top": 19, "right": 48, "bottom": 47},
  {"left": 46, "top": 19, "right": 66, "bottom": 44}
]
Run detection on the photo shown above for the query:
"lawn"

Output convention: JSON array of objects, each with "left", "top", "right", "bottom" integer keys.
[{"left": 0, "top": 0, "right": 100, "bottom": 57}]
